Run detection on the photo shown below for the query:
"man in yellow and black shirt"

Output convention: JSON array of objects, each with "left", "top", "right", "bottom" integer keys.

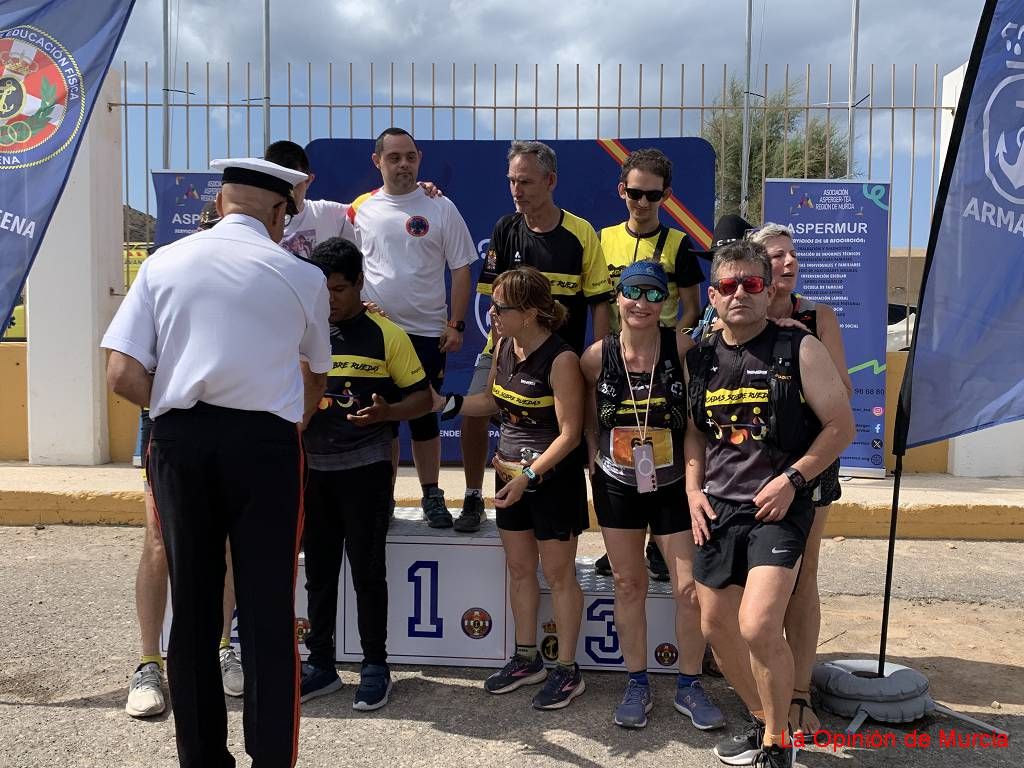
[
  {"left": 300, "top": 237, "right": 431, "bottom": 712},
  {"left": 457, "top": 140, "right": 612, "bottom": 533},
  {"left": 601, "top": 148, "right": 705, "bottom": 332}
]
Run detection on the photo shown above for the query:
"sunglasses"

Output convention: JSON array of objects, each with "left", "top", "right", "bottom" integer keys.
[
  {"left": 490, "top": 302, "right": 521, "bottom": 315},
  {"left": 624, "top": 187, "right": 666, "bottom": 203},
  {"left": 619, "top": 284, "right": 669, "bottom": 302},
  {"left": 711, "top": 275, "right": 768, "bottom": 295}
]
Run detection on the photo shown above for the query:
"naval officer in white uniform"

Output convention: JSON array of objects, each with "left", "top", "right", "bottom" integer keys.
[{"left": 103, "top": 157, "right": 331, "bottom": 768}]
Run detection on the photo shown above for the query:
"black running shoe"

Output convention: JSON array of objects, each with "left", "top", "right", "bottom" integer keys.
[
  {"left": 532, "top": 663, "right": 586, "bottom": 710},
  {"left": 752, "top": 744, "right": 795, "bottom": 768},
  {"left": 594, "top": 553, "right": 612, "bottom": 576},
  {"left": 714, "top": 715, "right": 765, "bottom": 766},
  {"left": 422, "top": 488, "right": 453, "bottom": 528},
  {"left": 454, "top": 494, "right": 484, "bottom": 533},
  {"left": 484, "top": 654, "right": 546, "bottom": 694},
  {"left": 646, "top": 539, "right": 670, "bottom": 581}
]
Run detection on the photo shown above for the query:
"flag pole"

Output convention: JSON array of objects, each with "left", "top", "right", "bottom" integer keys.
[
  {"left": 162, "top": 0, "right": 169, "bottom": 169},
  {"left": 847, "top": 0, "right": 860, "bottom": 177},
  {"left": 739, "top": 0, "right": 752, "bottom": 219}
]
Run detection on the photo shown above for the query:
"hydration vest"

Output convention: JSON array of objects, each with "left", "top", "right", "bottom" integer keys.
[
  {"left": 596, "top": 327, "right": 688, "bottom": 432},
  {"left": 687, "top": 325, "right": 821, "bottom": 455}
]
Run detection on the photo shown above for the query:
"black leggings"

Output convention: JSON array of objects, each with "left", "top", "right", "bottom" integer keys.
[{"left": 303, "top": 461, "right": 393, "bottom": 668}]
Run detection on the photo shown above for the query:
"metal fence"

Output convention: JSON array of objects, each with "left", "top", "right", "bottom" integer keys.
[{"left": 112, "top": 60, "right": 950, "bottom": 306}]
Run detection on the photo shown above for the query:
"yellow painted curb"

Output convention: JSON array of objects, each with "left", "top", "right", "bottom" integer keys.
[{"left": 1, "top": 492, "right": 1022, "bottom": 540}]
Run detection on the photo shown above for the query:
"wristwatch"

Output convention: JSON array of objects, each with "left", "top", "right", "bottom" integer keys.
[
  {"left": 447, "top": 319, "right": 466, "bottom": 332},
  {"left": 522, "top": 466, "right": 541, "bottom": 489},
  {"left": 784, "top": 467, "right": 807, "bottom": 490}
]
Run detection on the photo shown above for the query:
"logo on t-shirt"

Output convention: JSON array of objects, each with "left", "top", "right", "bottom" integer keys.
[
  {"left": 405, "top": 215, "right": 430, "bottom": 237},
  {"left": 281, "top": 229, "right": 316, "bottom": 258}
]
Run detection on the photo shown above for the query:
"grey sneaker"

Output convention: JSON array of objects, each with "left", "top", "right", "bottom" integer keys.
[
  {"left": 219, "top": 646, "right": 244, "bottom": 697},
  {"left": 125, "top": 662, "right": 165, "bottom": 718},
  {"left": 454, "top": 493, "right": 484, "bottom": 532},
  {"left": 422, "top": 487, "right": 453, "bottom": 528}
]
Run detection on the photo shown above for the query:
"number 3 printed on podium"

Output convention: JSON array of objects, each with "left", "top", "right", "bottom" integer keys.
[{"left": 408, "top": 560, "right": 444, "bottom": 638}]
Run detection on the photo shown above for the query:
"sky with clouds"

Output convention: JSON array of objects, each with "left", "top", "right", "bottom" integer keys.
[{"left": 112, "top": 0, "right": 990, "bottom": 244}]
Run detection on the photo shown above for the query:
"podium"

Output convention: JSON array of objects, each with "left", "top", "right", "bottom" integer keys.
[{"left": 163, "top": 508, "right": 682, "bottom": 673}]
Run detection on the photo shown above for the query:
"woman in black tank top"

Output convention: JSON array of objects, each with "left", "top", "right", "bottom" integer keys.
[
  {"left": 581, "top": 260, "right": 723, "bottom": 729},
  {"left": 433, "top": 266, "right": 589, "bottom": 709},
  {"left": 751, "top": 224, "right": 853, "bottom": 734}
]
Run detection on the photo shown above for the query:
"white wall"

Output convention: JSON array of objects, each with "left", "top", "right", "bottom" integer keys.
[{"left": 26, "top": 73, "right": 123, "bottom": 465}]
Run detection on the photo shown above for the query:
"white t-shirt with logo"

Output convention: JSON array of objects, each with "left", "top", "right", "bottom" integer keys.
[
  {"left": 280, "top": 199, "right": 357, "bottom": 258},
  {"left": 350, "top": 188, "right": 477, "bottom": 338}
]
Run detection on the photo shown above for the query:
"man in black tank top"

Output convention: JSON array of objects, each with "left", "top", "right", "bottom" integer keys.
[{"left": 683, "top": 241, "right": 854, "bottom": 768}]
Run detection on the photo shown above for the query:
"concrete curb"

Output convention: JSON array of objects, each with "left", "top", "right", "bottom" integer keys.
[{"left": 2, "top": 489, "right": 1023, "bottom": 540}]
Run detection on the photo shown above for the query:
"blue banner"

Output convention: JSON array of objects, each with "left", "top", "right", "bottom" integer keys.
[
  {"left": 900, "top": 0, "right": 1024, "bottom": 449},
  {"left": 152, "top": 170, "right": 220, "bottom": 246},
  {"left": 306, "top": 138, "right": 716, "bottom": 462},
  {"left": 763, "top": 179, "right": 890, "bottom": 475},
  {"left": 0, "top": 0, "right": 135, "bottom": 337}
]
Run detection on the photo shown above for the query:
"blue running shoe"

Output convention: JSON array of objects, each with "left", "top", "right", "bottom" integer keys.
[
  {"left": 613, "top": 678, "right": 653, "bottom": 729},
  {"left": 484, "top": 653, "right": 546, "bottom": 694},
  {"left": 532, "top": 663, "right": 585, "bottom": 710},
  {"left": 300, "top": 662, "right": 342, "bottom": 703},
  {"left": 674, "top": 679, "right": 726, "bottom": 730},
  {"left": 353, "top": 663, "right": 392, "bottom": 711}
]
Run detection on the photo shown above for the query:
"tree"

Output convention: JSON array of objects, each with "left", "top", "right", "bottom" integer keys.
[{"left": 702, "top": 79, "right": 849, "bottom": 224}]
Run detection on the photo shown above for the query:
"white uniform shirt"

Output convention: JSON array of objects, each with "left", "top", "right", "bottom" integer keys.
[
  {"left": 101, "top": 214, "right": 332, "bottom": 422},
  {"left": 280, "top": 198, "right": 357, "bottom": 258},
  {"left": 350, "top": 188, "right": 477, "bottom": 337}
]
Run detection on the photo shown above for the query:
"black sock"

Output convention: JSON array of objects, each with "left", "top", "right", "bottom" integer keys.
[{"left": 422, "top": 483, "right": 438, "bottom": 496}]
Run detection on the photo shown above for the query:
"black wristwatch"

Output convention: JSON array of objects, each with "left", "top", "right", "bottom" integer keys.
[
  {"left": 784, "top": 467, "right": 807, "bottom": 490},
  {"left": 447, "top": 320, "right": 466, "bottom": 332}
]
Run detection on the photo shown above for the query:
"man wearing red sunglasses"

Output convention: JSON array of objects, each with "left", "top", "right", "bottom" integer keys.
[{"left": 682, "top": 239, "right": 854, "bottom": 768}]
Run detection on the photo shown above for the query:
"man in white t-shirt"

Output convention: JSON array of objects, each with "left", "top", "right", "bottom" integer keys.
[
  {"left": 349, "top": 127, "right": 477, "bottom": 528},
  {"left": 265, "top": 140, "right": 356, "bottom": 257}
]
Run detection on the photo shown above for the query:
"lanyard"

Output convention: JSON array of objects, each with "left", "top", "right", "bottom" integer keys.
[{"left": 618, "top": 333, "right": 659, "bottom": 442}]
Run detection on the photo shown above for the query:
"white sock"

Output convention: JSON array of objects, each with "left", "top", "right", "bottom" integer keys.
[{"left": 464, "top": 488, "right": 482, "bottom": 498}]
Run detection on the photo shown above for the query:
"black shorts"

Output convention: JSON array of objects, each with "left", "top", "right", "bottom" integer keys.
[
  {"left": 390, "top": 333, "right": 446, "bottom": 442},
  {"left": 495, "top": 464, "right": 589, "bottom": 541},
  {"left": 693, "top": 493, "right": 814, "bottom": 589},
  {"left": 590, "top": 470, "right": 690, "bottom": 535},
  {"left": 813, "top": 459, "right": 842, "bottom": 507}
]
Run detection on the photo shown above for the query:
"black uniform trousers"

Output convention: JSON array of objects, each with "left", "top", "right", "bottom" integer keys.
[
  {"left": 148, "top": 402, "right": 302, "bottom": 768},
  {"left": 303, "top": 460, "right": 392, "bottom": 669}
]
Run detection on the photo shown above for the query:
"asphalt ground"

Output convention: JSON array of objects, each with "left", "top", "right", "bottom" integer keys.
[{"left": 0, "top": 525, "right": 1020, "bottom": 768}]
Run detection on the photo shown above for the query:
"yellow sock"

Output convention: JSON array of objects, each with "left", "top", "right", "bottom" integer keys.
[
  {"left": 219, "top": 637, "right": 231, "bottom": 651},
  {"left": 140, "top": 654, "right": 164, "bottom": 670}
]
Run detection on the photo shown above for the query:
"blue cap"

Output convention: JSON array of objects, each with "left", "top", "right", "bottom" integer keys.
[{"left": 619, "top": 260, "right": 668, "bottom": 292}]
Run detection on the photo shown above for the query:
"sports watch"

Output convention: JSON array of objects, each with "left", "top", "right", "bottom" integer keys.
[
  {"left": 522, "top": 466, "right": 541, "bottom": 489},
  {"left": 784, "top": 467, "right": 807, "bottom": 490},
  {"left": 447, "top": 320, "right": 466, "bottom": 332}
]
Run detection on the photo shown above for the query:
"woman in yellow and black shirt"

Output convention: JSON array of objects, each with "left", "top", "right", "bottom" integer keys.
[{"left": 435, "top": 266, "right": 588, "bottom": 711}]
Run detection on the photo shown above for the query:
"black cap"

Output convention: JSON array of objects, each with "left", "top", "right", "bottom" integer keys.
[{"left": 711, "top": 214, "right": 755, "bottom": 251}]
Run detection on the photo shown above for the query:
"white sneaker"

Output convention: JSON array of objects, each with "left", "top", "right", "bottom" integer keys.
[
  {"left": 126, "top": 662, "right": 166, "bottom": 718},
  {"left": 219, "top": 646, "right": 244, "bottom": 697}
]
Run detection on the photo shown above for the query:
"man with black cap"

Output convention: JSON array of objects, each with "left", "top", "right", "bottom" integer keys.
[{"left": 103, "top": 157, "right": 331, "bottom": 768}]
